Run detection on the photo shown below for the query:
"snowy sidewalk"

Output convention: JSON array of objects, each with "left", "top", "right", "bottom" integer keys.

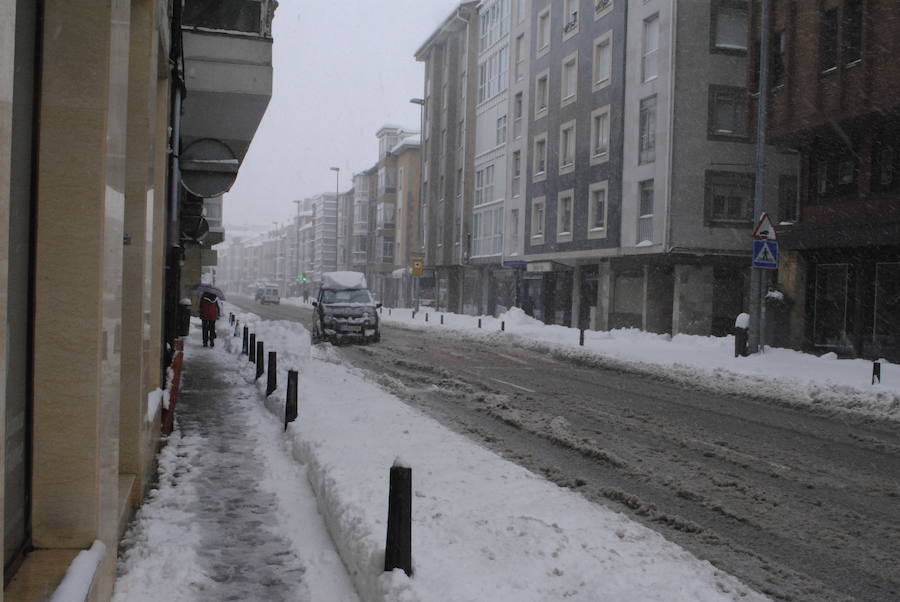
[{"left": 112, "top": 326, "right": 359, "bottom": 602}]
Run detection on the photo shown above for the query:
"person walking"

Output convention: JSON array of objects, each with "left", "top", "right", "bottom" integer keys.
[{"left": 199, "top": 291, "right": 221, "bottom": 347}]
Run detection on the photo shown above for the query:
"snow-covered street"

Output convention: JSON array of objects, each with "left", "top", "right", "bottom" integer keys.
[{"left": 112, "top": 310, "right": 786, "bottom": 602}]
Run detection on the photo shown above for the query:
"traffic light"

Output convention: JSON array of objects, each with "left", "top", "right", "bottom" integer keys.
[{"left": 296, "top": 273, "right": 308, "bottom": 282}]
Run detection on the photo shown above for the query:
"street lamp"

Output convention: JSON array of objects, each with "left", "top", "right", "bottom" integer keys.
[
  {"left": 293, "top": 199, "right": 302, "bottom": 296},
  {"left": 410, "top": 98, "right": 426, "bottom": 312},
  {"left": 330, "top": 166, "right": 340, "bottom": 270}
]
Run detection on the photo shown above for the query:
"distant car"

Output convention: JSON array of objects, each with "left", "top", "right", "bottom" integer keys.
[
  {"left": 311, "top": 271, "right": 381, "bottom": 344},
  {"left": 260, "top": 284, "right": 280, "bottom": 305}
]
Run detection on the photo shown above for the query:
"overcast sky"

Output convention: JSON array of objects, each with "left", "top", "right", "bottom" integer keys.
[{"left": 222, "top": 0, "right": 461, "bottom": 228}]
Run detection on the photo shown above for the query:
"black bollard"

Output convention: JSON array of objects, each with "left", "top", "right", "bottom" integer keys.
[
  {"left": 389, "top": 308, "right": 392, "bottom": 316},
  {"left": 440, "top": 314, "right": 444, "bottom": 325},
  {"left": 256, "top": 341, "right": 264, "bottom": 379},
  {"left": 384, "top": 463, "right": 412, "bottom": 577},
  {"left": 425, "top": 313, "right": 429, "bottom": 322},
  {"left": 579, "top": 327, "right": 585, "bottom": 346},
  {"left": 249, "top": 334, "right": 256, "bottom": 362},
  {"left": 234, "top": 320, "right": 240, "bottom": 337},
  {"left": 266, "top": 351, "right": 277, "bottom": 396},
  {"left": 734, "top": 327, "right": 749, "bottom": 358},
  {"left": 478, "top": 318, "right": 482, "bottom": 329},
  {"left": 412, "top": 310, "right": 416, "bottom": 320},
  {"left": 873, "top": 361, "right": 882, "bottom": 385},
  {"left": 242, "top": 326, "right": 249, "bottom": 354},
  {"left": 501, "top": 321, "right": 505, "bottom": 332},
  {"left": 285, "top": 370, "right": 298, "bottom": 430}
]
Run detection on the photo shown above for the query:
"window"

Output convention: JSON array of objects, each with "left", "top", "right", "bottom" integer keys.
[
  {"left": 480, "top": 0, "right": 510, "bottom": 50},
  {"left": 820, "top": 8, "right": 838, "bottom": 72},
  {"left": 516, "top": 0, "right": 526, "bottom": 24},
  {"left": 875, "top": 145, "right": 896, "bottom": 191},
  {"left": 638, "top": 95, "right": 657, "bottom": 165},
  {"left": 711, "top": 0, "right": 748, "bottom": 52},
  {"left": 705, "top": 171, "right": 754, "bottom": 225},
  {"left": 537, "top": 8, "right": 551, "bottom": 55},
  {"left": 380, "top": 237, "right": 394, "bottom": 262},
  {"left": 557, "top": 190, "right": 574, "bottom": 236},
  {"left": 475, "top": 164, "right": 495, "bottom": 206},
  {"left": 562, "top": 53, "right": 578, "bottom": 103},
  {"left": 477, "top": 45, "right": 509, "bottom": 103},
  {"left": 812, "top": 153, "right": 859, "bottom": 200},
  {"left": 496, "top": 115, "right": 507, "bottom": 145},
  {"left": 534, "top": 133, "right": 548, "bottom": 179},
  {"left": 473, "top": 205, "right": 503, "bottom": 256},
  {"left": 458, "top": 119, "right": 465, "bottom": 149},
  {"left": 642, "top": 14, "right": 659, "bottom": 82},
  {"left": 588, "top": 181, "right": 608, "bottom": 235},
  {"left": 638, "top": 180, "right": 654, "bottom": 242},
  {"left": 843, "top": 0, "right": 863, "bottom": 64},
  {"left": 532, "top": 197, "right": 545, "bottom": 237},
  {"left": 559, "top": 121, "right": 576, "bottom": 172},
  {"left": 513, "top": 92, "right": 523, "bottom": 138},
  {"left": 441, "top": 128, "right": 447, "bottom": 154},
  {"left": 590, "top": 105, "right": 610, "bottom": 163},
  {"left": 708, "top": 86, "right": 747, "bottom": 138},
  {"left": 817, "top": 161, "right": 829, "bottom": 196},
  {"left": 535, "top": 71, "right": 549, "bottom": 116},
  {"left": 777, "top": 175, "right": 798, "bottom": 223},
  {"left": 592, "top": 32, "right": 612, "bottom": 90},
  {"left": 509, "top": 208, "right": 520, "bottom": 249},
  {"left": 595, "top": 0, "right": 613, "bottom": 19},
  {"left": 515, "top": 34, "right": 525, "bottom": 80},
  {"left": 564, "top": 0, "right": 579, "bottom": 37},
  {"left": 376, "top": 203, "right": 396, "bottom": 228},
  {"left": 511, "top": 150, "right": 521, "bottom": 196}
]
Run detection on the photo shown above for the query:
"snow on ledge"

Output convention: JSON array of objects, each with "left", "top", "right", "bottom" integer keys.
[{"left": 49, "top": 540, "right": 106, "bottom": 602}]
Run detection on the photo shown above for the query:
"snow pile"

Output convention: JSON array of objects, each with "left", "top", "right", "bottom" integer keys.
[
  {"left": 322, "top": 271, "right": 367, "bottom": 290},
  {"left": 221, "top": 305, "right": 767, "bottom": 602},
  {"left": 372, "top": 306, "right": 899, "bottom": 422},
  {"left": 145, "top": 388, "right": 168, "bottom": 423},
  {"left": 50, "top": 541, "right": 106, "bottom": 602}
]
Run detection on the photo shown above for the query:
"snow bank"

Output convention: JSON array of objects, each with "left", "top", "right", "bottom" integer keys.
[
  {"left": 50, "top": 541, "right": 106, "bottom": 602},
  {"left": 222, "top": 304, "right": 767, "bottom": 602}
]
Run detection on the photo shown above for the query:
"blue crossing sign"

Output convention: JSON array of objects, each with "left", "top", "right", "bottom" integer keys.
[{"left": 752, "top": 239, "right": 779, "bottom": 269}]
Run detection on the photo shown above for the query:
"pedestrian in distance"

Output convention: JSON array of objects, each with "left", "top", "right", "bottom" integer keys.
[{"left": 199, "top": 291, "right": 221, "bottom": 347}]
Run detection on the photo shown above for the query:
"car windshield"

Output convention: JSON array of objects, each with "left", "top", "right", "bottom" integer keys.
[{"left": 321, "top": 289, "right": 373, "bottom": 304}]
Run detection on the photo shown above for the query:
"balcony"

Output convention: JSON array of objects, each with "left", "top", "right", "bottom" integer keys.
[{"left": 180, "top": 0, "right": 274, "bottom": 188}]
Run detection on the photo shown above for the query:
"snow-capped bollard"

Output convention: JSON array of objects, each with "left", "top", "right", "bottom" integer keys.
[
  {"left": 255, "top": 341, "right": 264, "bottom": 379},
  {"left": 384, "top": 459, "right": 412, "bottom": 577},
  {"left": 412, "top": 310, "right": 416, "bottom": 320},
  {"left": 873, "top": 361, "right": 882, "bottom": 385},
  {"left": 242, "top": 327, "right": 249, "bottom": 354},
  {"left": 248, "top": 333, "right": 256, "bottom": 362},
  {"left": 266, "top": 352, "right": 277, "bottom": 396},
  {"left": 579, "top": 327, "right": 585, "bottom": 346},
  {"left": 734, "top": 313, "right": 750, "bottom": 358},
  {"left": 284, "top": 370, "right": 298, "bottom": 431}
]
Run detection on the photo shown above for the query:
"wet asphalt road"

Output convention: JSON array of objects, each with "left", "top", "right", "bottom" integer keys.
[{"left": 233, "top": 296, "right": 900, "bottom": 602}]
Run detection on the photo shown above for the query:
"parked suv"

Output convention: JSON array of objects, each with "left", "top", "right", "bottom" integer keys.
[{"left": 311, "top": 272, "right": 381, "bottom": 344}]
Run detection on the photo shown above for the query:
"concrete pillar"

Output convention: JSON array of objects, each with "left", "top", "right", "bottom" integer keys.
[
  {"left": 120, "top": 0, "right": 159, "bottom": 504},
  {"left": 644, "top": 264, "right": 674, "bottom": 334},
  {"left": 778, "top": 250, "right": 808, "bottom": 349},
  {"left": 31, "top": 2, "right": 131, "bottom": 600},
  {"left": 570, "top": 265, "right": 582, "bottom": 328},
  {"left": 672, "top": 264, "right": 714, "bottom": 335},
  {"left": 595, "top": 262, "right": 611, "bottom": 331}
]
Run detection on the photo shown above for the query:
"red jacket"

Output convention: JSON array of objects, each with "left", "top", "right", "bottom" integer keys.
[{"left": 199, "top": 295, "right": 220, "bottom": 321}]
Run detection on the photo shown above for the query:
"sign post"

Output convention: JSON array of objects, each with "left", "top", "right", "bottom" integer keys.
[
  {"left": 411, "top": 253, "right": 425, "bottom": 311},
  {"left": 751, "top": 212, "right": 778, "bottom": 353}
]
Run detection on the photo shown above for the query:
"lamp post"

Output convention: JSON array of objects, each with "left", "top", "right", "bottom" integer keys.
[
  {"left": 293, "top": 199, "right": 301, "bottom": 296},
  {"left": 330, "top": 166, "right": 340, "bottom": 271},
  {"left": 410, "top": 97, "right": 425, "bottom": 312}
]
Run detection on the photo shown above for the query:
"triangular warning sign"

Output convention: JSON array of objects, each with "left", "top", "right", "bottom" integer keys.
[
  {"left": 755, "top": 242, "right": 776, "bottom": 264},
  {"left": 752, "top": 212, "right": 777, "bottom": 240}
]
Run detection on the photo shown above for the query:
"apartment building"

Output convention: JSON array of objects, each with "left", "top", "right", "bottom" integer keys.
[
  {"left": 415, "top": 2, "right": 480, "bottom": 313},
  {"left": 351, "top": 168, "right": 378, "bottom": 285},
  {"left": 759, "top": 0, "right": 900, "bottom": 360},
  {"left": 523, "top": 0, "right": 626, "bottom": 326},
  {"left": 392, "top": 136, "right": 423, "bottom": 307}
]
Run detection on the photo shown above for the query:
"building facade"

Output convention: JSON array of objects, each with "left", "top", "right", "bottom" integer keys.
[{"left": 762, "top": 0, "right": 900, "bottom": 360}]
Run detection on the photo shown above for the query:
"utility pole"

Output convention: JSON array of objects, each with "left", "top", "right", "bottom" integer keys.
[
  {"left": 410, "top": 98, "right": 426, "bottom": 312},
  {"left": 330, "top": 166, "right": 340, "bottom": 271},
  {"left": 749, "top": 0, "right": 771, "bottom": 354},
  {"left": 293, "top": 200, "right": 301, "bottom": 296}
]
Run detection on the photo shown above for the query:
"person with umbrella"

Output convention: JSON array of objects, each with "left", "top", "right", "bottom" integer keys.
[{"left": 194, "top": 283, "right": 225, "bottom": 347}]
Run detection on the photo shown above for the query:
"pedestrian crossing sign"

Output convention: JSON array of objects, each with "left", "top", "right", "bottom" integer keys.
[{"left": 752, "top": 239, "right": 779, "bottom": 269}]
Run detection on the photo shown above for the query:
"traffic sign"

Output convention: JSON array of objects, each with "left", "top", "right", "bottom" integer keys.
[
  {"left": 752, "top": 212, "right": 777, "bottom": 240},
  {"left": 752, "top": 239, "right": 778, "bottom": 269}
]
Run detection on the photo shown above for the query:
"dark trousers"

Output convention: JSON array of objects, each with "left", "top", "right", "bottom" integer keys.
[{"left": 202, "top": 319, "right": 217, "bottom": 346}]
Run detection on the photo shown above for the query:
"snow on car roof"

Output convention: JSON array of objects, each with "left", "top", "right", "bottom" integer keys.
[{"left": 321, "top": 271, "right": 367, "bottom": 290}]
